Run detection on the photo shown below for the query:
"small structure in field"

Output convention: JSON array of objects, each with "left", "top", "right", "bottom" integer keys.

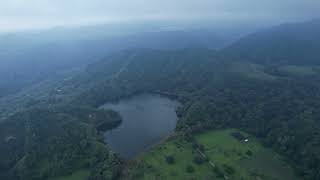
[{"left": 231, "top": 131, "right": 249, "bottom": 143}]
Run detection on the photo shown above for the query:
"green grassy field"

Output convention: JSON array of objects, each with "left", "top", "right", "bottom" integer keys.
[
  {"left": 50, "top": 169, "right": 90, "bottom": 180},
  {"left": 229, "top": 62, "right": 277, "bottom": 81},
  {"left": 278, "top": 65, "right": 317, "bottom": 76},
  {"left": 129, "top": 129, "right": 299, "bottom": 180}
]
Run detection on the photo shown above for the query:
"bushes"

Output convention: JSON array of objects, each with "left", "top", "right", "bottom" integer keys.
[
  {"left": 165, "top": 155, "right": 175, "bottom": 165},
  {"left": 191, "top": 142, "right": 205, "bottom": 151},
  {"left": 213, "top": 166, "right": 224, "bottom": 178},
  {"left": 223, "top": 164, "right": 235, "bottom": 175},
  {"left": 193, "top": 154, "right": 207, "bottom": 165},
  {"left": 186, "top": 165, "right": 195, "bottom": 173},
  {"left": 246, "top": 150, "right": 253, "bottom": 156}
]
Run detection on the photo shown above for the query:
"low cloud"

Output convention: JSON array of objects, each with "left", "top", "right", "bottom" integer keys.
[{"left": 1, "top": 0, "right": 319, "bottom": 32}]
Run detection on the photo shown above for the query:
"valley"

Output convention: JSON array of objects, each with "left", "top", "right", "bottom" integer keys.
[{"left": 1, "top": 19, "right": 320, "bottom": 180}]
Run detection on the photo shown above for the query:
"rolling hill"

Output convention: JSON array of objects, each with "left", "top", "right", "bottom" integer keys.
[
  {"left": 1, "top": 19, "right": 320, "bottom": 179},
  {"left": 222, "top": 19, "right": 320, "bottom": 65}
]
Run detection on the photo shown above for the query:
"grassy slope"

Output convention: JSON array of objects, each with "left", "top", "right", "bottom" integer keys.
[
  {"left": 278, "top": 65, "right": 318, "bottom": 76},
  {"left": 130, "top": 129, "right": 298, "bottom": 180},
  {"left": 196, "top": 129, "right": 298, "bottom": 180},
  {"left": 49, "top": 169, "right": 90, "bottom": 180}
]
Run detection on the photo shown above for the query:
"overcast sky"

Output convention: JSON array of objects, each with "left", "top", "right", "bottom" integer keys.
[{"left": 0, "top": 0, "right": 320, "bottom": 32}]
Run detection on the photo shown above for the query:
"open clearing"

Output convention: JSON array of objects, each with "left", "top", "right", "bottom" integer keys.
[
  {"left": 50, "top": 169, "right": 90, "bottom": 180},
  {"left": 129, "top": 129, "right": 299, "bottom": 180}
]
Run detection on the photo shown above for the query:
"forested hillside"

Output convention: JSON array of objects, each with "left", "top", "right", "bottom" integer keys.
[
  {"left": 0, "top": 19, "right": 320, "bottom": 179},
  {"left": 222, "top": 19, "right": 320, "bottom": 65},
  {"left": 0, "top": 107, "right": 122, "bottom": 180},
  {"left": 67, "top": 20, "right": 320, "bottom": 179},
  {"left": 0, "top": 24, "right": 239, "bottom": 98}
]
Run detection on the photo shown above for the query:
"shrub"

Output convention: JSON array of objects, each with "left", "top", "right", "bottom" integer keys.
[
  {"left": 213, "top": 166, "right": 224, "bottom": 178},
  {"left": 193, "top": 155, "right": 207, "bottom": 165},
  {"left": 192, "top": 143, "right": 198, "bottom": 150},
  {"left": 246, "top": 150, "right": 253, "bottom": 156},
  {"left": 198, "top": 144, "right": 205, "bottom": 151},
  {"left": 165, "top": 155, "right": 175, "bottom": 164},
  {"left": 223, "top": 164, "right": 235, "bottom": 175},
  {"left": 186, "top": 165, "right": 195, "bottom": 173}
]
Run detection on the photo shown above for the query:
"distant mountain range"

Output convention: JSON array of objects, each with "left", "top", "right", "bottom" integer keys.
[
  {"left": 0, "top": 23, "right": 250, "bottom": 98},
  {"left": 223, "top": 19, "right": 320, "bottom": 65}
]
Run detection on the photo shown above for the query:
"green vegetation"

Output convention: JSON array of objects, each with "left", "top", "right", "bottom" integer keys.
[
  {"left": 0, "top": 107, "right": 122, "bottom": 180},
  {"left": 196, "top": 129, "right": 298, "bottom": 180},
  {"left": 2, "top": 44, "right": 320, "bottom": 179},
  {"left": 165, "top": 155, "right": 176, "bottom": 165},
  {"left": 50, "top": 169, "right": 90, "bottom": 180},
  {"left": 126, "top": 129, "right": 299, "bottom": 180},
  {"left": 278, "top": 65, "right": 318, "bottom": 76},
  {"left": 125, "top": 136, "right": 214, "bottom": 179},
  {"left": 228, "top": 62, "right": 277, "bottom": 81},
  {"left": 1, "top": 20, "right": 320, "bottom": 180},
  {"left": 222, "top": 20, "right": 320, "bottom": 66}
]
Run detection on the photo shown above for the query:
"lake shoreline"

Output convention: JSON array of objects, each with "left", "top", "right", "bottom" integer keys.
[
  {"left": 101, "top": 93, "right": 181, "bottom": 159},
  {"left": 131, "top": 132, "right": 181, "bottom": 161}
]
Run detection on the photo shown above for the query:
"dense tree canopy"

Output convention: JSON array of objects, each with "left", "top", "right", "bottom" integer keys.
[{"left": 1, "top": 19, "right": 320, "bottom": 179}]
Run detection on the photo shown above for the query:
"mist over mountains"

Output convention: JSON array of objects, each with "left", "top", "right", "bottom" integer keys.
[
  {"left": 1, "top": 18, "right": 320, "bottom": 180},
  {"left": 0, "top": 22, "right": 259, "bottom": 98}
]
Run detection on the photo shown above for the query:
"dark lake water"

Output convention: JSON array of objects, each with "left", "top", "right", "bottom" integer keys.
[{"left": 101, "top": 94, "right": 180, "bottom": 159}]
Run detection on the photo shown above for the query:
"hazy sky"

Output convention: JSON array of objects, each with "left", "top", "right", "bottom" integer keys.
[{"left": 0, "top": 0, "right": 320, "bottom": 32}]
